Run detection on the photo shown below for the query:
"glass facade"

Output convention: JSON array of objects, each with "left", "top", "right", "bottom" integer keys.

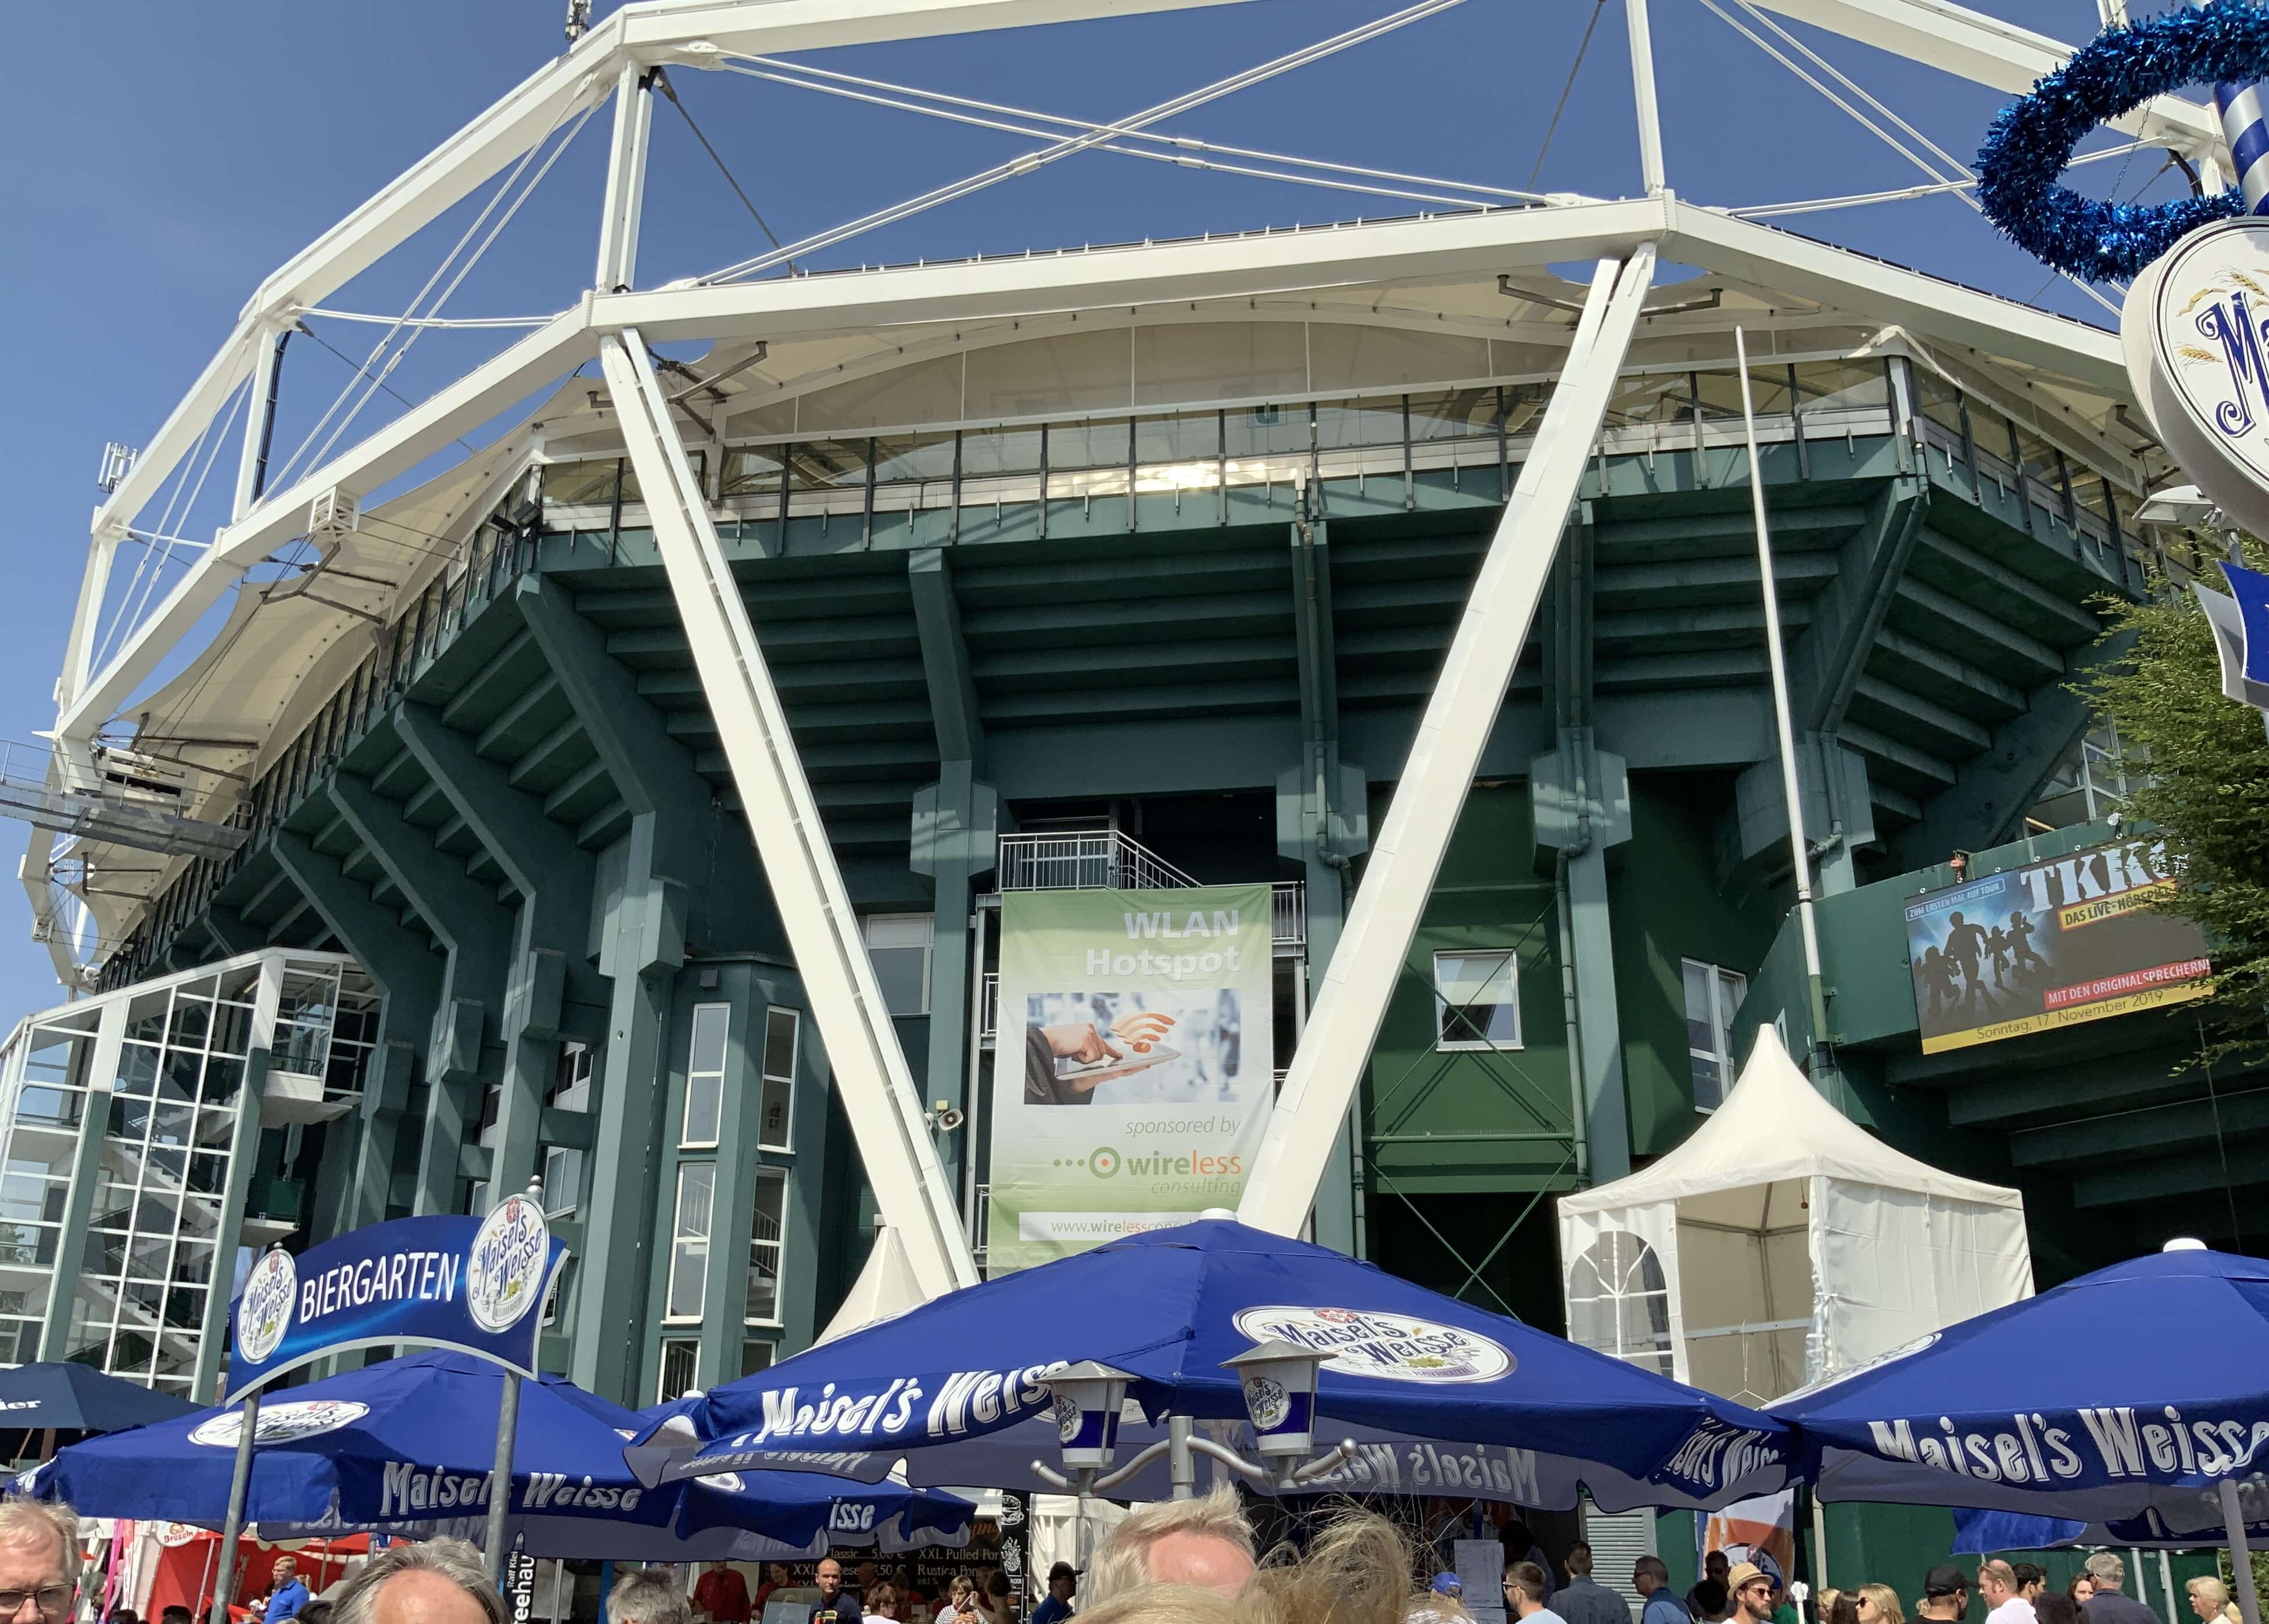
[{"left": 0, "top": 950, "right": 372, "bottom": 1398}]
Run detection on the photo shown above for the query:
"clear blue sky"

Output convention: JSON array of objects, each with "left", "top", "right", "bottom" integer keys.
[{"left": 0, "top": 0, "right": 2162, "bottom": 1021}]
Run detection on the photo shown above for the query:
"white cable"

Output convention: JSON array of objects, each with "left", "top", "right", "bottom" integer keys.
[
  {"left": 294, "top": 307, "right": 555, "bottom": 330},
  {"left": 725, "top": 51, "right": 1548, "bottom": 205},
  {"left": 697, "top": 0, "right": 1472, "bottom": 285},
  {"left": 1727, "top": 139, "right": 2152, "bottom": 219},
  {"left": 297, "top": 99, "right": 600, "bottom": 478},
  {"left": 96, "top": 385, "right": 248, "bottom": 672},
  {"left": 1730, "top": 0, "right": 1973, "bottom": 179},
  {"left": 717, "top": 62, "right": 1499, "bottom": 212},
  {"left": 275, "top": 94, "right": 591, "bottom": 490},
  {"left": 1694, "top": 0, "right": 2121, "bottom": 317}
]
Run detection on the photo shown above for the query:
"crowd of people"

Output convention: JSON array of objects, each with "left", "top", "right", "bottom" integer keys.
[{"left": 4, "top": 1484, "right": 2248, "bottom": 1624}]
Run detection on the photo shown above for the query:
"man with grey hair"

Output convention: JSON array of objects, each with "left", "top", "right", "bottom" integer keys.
[
  {"left": 331, "top": 1538, "right": 502, "bottom": 1624},
  {"left": 1087, "top": 1486, "right": 1256, "bottom": 1601},
  {"left": 2081, "top": 1554, "right": 2160, "bottom": 1624},
  {"left": 0, "top": 1497, "right": 78, "bottom": 1624},
  {"left": 609, "top": 1569, "right": 695, "bottom": 1624}
]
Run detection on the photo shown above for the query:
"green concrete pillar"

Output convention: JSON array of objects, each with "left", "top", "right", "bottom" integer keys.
[
  {"left": 571, "top": 815, "right": 684, "bottom": 1402},
  {"left": 912, "top": 765, "right": 998, "bottom": 1203},
  {"left": 1531, "top": 729, "right": 1633, "bottom": 1185}
]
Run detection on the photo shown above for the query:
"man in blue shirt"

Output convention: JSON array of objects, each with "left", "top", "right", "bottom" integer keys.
[
  {"left": 1030, "top": 1564, "right": 1077, "bottom": 1624},
  {"left": 1634, "top": 1557, "right": 1690, "bottom": 1624},
  {"left": 261, "top": 1557, "right": 310, "bottom": 1624}
]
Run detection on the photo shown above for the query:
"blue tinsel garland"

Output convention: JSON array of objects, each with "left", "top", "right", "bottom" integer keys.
[{"left": 1975, "top": 0, "right": 2269, "bottom": 281}]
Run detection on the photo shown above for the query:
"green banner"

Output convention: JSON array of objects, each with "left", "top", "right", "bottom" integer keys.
[{"left": 984, "top": 883, "right": 1274, "bottom": 1273}]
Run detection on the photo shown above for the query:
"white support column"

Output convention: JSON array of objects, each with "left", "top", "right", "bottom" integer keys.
[
  {"left": 596, "top": 63, "right": 655, "bottom": 294},
  {"left": 597, "top": 329, "right": 979, "bottom": 1297},
  {"left": 1236, "top": 245, "right": 1659, "bottom": 1238},
  {"left": 1625, "top": 0, "right": 1668, "bottom": 195},
  {"left": 232, "top": 324, "right": 285, "bottom": 522}
]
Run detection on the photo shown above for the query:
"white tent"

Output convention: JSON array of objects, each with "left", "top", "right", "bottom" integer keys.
[{"left": 1557, "top": 1027, "right": 2033, "bottom": 1405}]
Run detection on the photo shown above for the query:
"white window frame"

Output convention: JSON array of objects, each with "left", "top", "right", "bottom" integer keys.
[
  {"left": 665, "top": 1163, "right": 715, "bottom": 1323},
  {"left": 745, "top": 1166, "right": 788, "bottom": 1328},
  {"left": 657, "top": 1336, "right": 700, "bottom": 1403},
  {"left": 758, "top": 1008, "right": 798, "bottom": 1153},
  {"left": 1683, "top": 959, "right": 1748, "bottom": 1113},
  {"left": 541, "top": 1144, "right": 581, "bottom": 1220},
  {"left": 680, "top": 1002, "right": 729, "bottom": 1150},
  {"left": 863, "top": 913, "right": 934, "bottom": 1016},
  {"left": 1432, "top": 949, "right": 1523, "bottom": 1052}
]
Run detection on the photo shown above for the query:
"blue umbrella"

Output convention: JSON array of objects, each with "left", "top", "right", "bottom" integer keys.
[
  {"left": 0, "top": 1363, "right": 198, "bottom": 1436},
  {"left": 26, "top": 1350, "right": 969, "bottom": 1559},
  {"left": 1951, "top": 1505, "right": 2269, "bottom": 1554},
  {"left": 630, "top": 1217, "right": 1790, "bottom": 1512},
  {"left": 1772, "top": 1241, "right": 2269, "bottom": 1624},
  {"left": 1769, "top": 1246, "right": 2269, "bottom": 1534}
]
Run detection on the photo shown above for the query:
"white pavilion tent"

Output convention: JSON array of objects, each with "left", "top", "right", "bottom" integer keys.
[{"left": 1557, "top": 1028, "right": 2033, "bottom": 1405}]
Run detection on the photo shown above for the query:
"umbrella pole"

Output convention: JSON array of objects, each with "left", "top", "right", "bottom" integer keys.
[
  {"left": 2223, "top": 1479, "right": 2263, "bottom": 1624},
  {"left": 483, "top": 1371, "right": 524, "bottom": 1584},
  {"left": 210, "top": 1393, "right": 260, "bottom": 1624},
  {"left": 1168, "top": 1417, "right": 1194, "bottom": 1502}
]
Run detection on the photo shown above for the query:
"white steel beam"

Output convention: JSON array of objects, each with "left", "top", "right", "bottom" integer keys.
[
  {"left": 598, "top": 192, "right": 2119, "bottom": 387},
  {"left": 1744, "top": 0, "right": 2221, "bottom": 155},
  {"left": 60, "top": 306, "right": 597, "bottom": 743},
  {"left": 605, "top": 197, "right": 1674, "bottom": 340},
  {"left": 618, "top": 0, "right": 1256, "bottom": 58},
  {"left": 1664, "top": 202, "right": 2125, "bottom": 388},
  {"left": 595, "top": 63, "right": 657, "bottom": 293},
  {"left": 81, "top": 329, "right": 259, "bottom": 583},
  {"left": 599, "top": 328, "right": 978, "bottom": 1299},
  {"left": 1236, "top": 243, "right": 1660, "bottom": 1238}
]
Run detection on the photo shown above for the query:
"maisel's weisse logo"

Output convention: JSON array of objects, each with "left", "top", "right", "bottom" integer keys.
[
  {"left": 468, "top": 1195, "right": 551, "bottom": 1333},
  {"left": 1859, "top": 1404, "right": 2269, "bottom": 1487},
  {"left": 1243, "top": 1375, "right": 1290, "bottom": 1431},
  {"left": 1231, "top": 1306, "right": 1512, "bottom": 1384},
  {"left": 2131, "top": 220, "right": 2269, "bottom": 543},
  {"left": 236, "top": 1249, "right": 297, "bottom": 1364},
  {"left": 1051, "top": 1393, "right": 1082, "bottom": 1443},
  {"left": 190, "top": 1399, "right": 371, "bottom": 1448}
]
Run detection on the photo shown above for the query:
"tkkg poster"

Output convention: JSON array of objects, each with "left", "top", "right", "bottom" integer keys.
[
  {"left": 1905, "top": 837, "right": 2210, "bottom": 1054},
  {"left": 985, "top": 883, "right": 1273, "bottom": 1273}
]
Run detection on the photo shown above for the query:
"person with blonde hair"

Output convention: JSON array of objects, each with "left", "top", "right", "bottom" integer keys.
[
  {"left": 1087, "top": 1486, "right": 1256, "bottom": 1603},
  {"left": 1855, "top": 1583, "right": 1906, "bottom": 1624},
  {"left": 2187, "top": 1576, "right": 2239, "bottom": 1624}
]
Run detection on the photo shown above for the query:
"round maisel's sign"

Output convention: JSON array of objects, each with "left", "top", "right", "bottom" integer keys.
[
  {"left": 191, "top": 1399, "right": 371, "bottom": 1448},
  {"left": 1231, "top": 1305, "right": 1512, "bottom": 1383},
  {"left": 236, "top": 1247, "right": 297, "bottom": 1365},
  {"left": 467, "top": 1193, "right": 552, "bottom": 1333},
  {"left": 2126, "top": 219, "right": 2269, "bottom": 540}
]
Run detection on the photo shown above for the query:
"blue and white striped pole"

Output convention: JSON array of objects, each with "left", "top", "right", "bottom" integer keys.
[
  {"left": 2215, "top": 76, "right": 2269, "bottom": 210},
  {"left": 2198, "top": 0, "right": 2269, "bottom": 210}
]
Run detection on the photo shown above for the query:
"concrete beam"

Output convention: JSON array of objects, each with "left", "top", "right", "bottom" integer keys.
[
  {"left": 1786, "top": 478, "right": 1928, "bottom": 733},
  {"left": 1890, "top": 628, "right": 2134, "bottom": 868},
  {"left": 2012, "top": 1085, "right": 2269, "bottom": 1169},
  {"left": 908, "top": 550, "right": 984, "bottom": 775}
]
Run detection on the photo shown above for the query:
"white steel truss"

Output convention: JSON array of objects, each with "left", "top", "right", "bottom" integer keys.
[
  {"left": 1239, "top": 245, "right": 1660, "bottom": 1236},
  {"left": 37, "top": 0, "right": 2219, "bottom": 1241},
  {"left": 601, "top": 329, "right": 978, "bottom": 1295}
]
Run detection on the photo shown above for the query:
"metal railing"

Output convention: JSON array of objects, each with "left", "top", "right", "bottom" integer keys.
[
  {"left": 995, "top": 830, "right": 1198, "bottom": 891},
  {"left": 1271, "top": 882, "right": 1306, "bottom": 948},
  {"left": 0, "top": 737, "right": 246, "bottom": 863}
]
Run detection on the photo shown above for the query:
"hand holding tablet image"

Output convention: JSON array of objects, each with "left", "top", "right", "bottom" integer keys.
[{"left": 1021, "top": 990, "right": 1245, "bottom": 1106}]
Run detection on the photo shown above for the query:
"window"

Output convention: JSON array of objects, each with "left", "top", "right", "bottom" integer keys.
[
  {"left": 658, "top": 1338, "right": 700, "bottom": 1403},
  {"left": 741, "top": 1339, "right": 775, "bottom": 1379},
  {"left": 759, "top": 1010, "right": 797, "bottom": 1152},
  {"left": 864, "top": 915, "right": 934, "bottom": 1015},
  {"left": 666, "top": 1164, "right": 714, "bottom": 1322},
  {"left": 542, "top": 1257, "right": 573, "bottom": 1327},
  {"left": 746, "top": 1168, "right": 788, "bottom": 1326},
  {"left": 1684, "top": 960, "right": 1748, "bottom": 1112},
  {"left": 542, "top": 1145, "right": 582, "bottom": 1218},
  {"left": 550, "top": 1042, "right": 594, "bottom": 1113},
  {"left": 1567, "top": 1231, "right": 1675, "bottom": 1377},
  {"left": 1433, "top": 951, "right": 1521, "bottom": 1051},
  {"left": 682, "top": 1003, "right": 728, "bottom": 1149}
]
